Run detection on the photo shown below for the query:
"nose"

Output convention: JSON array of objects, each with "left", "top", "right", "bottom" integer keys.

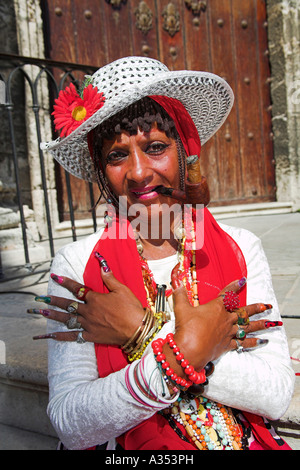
[{"left": 126, "top": 144, "right": 152, "bottom": 185}]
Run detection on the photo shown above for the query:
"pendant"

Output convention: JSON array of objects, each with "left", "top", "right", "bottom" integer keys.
[{"left": 156, "top": 284, "right": 171, "bottom": 322}]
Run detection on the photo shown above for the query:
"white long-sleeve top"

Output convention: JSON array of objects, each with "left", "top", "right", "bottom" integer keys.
[{"left": 46, "top": 222, "right": 295, "bottom": 450}]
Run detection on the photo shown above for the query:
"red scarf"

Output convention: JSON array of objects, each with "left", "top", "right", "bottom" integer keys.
[
  {"left": 83, "top": 209, "right": 247, "bottom": 449},
  {"left": 83, "top": 97, "right": 289, "bottom": 450}
]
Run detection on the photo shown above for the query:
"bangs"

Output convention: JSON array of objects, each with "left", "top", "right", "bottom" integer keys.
[{"left": 93, "top": 96, "right": 178, "bottom": 143}]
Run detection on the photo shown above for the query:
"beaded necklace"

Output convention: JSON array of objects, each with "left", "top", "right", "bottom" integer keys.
[
  {"left": 138, "top": 209, "right": 199, "bottom": 310},
  {"left": 136, "top": 210, "right": 245, "bottom": 450},
  {"left": 165, "top": 397, "right": 244, "bottom": 450}
]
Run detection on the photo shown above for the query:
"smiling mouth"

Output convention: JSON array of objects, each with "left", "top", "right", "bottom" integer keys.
[
  {"left": 131, "top": 186, "right": 161, "bottom": 196},
  {"left": 130, "top": 185, "right": 187, "bottom": 201}
]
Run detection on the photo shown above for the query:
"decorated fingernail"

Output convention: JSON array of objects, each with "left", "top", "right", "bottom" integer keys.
[
  {"left": 33, "top": 333, "right": 57, "bottom": 340},
  {"left": 51, "top": 273, "right": 64, "bottom": 284},
  {"left": 238, "top": 277, "right": 247, "bottom": 288},
  {"left": 27, "top": 308, "right": 41, "bottom": 314},
  {"left": 265, "top": 321, "right": 283, "bottom": 328},
  {"left": 264, "top": 304, "right": 273, "bottom": 310},
  {"left": 40, "top": 309, "right": 51, "bottom": 317},
  {"left": 244, "top": 338, "right": 269, "bottom": 352},
  {"left": 256, "top": 339, "right": 269, "bottom": 347},
  {"left": 94, "top": 252, "right": 111, "bottom": 273},
  {"left": 27, "top": 308, "right": 50, "bottom": 316},
  {"left": 258, "top": 303, "right": 273, "bottom": 312},
  {"left": 35, "top": 295, "right": 51, "bottom": 304}
]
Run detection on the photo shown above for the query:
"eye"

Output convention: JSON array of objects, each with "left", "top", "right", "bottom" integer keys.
[
  {"left": 146, "top": 141, "right": 169, "bottom": 155},
  {"left": 105, "top": 150, "right": 127, "bottom": 164}
]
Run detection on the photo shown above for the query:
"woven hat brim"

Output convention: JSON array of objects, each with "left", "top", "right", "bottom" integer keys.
[{"left": 41, "top": 70, "right": 234, "bottom": 183}]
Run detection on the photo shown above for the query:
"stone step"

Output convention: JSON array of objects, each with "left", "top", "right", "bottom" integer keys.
[
  {"left": 0, "top": 284, "right": 57, "bottom": 442},
  {"left": 0, "top": 363, "right": 56, "bottom": 438},
  {"left": 0, "top": 422, "right": 58, "bottom": 450}
]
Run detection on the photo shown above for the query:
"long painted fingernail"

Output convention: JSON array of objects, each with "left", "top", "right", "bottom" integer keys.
[
  {"left": 264, "top": 304, "right": 273, "bottom": 310},
  {"left": 94, "top": 252, "right": 111, "bottom": 273},
  {"left": 27, "top": 308, "right": 41, "bottom": 314},
  {"left": 265, "top": 321, "right": 283, "bottom": 328},
  {"left": 35, "top": 295, "right": 51, "bottom": 304},
  {"left": 258, "top": 304, "right": 266, "bottom": 312},
  {"left": 256, "top": 339, "right": 269, "bottom": 347},
  {"left": 33, "top": 333, "right": 56, "bottom": 340},
  {"left": 51, "top": 273, "right": 64, "bottom": 284},
  {"left": 238, "top": 277, "right": 247, "bottom": 288},
  {"left": 244, "top": 339, "right": 269, "bottom": 352},
  {"left": 40, "top": 309, "right": 51, "bottom": 317},
  {"left": 27, "top": 308, "right": 50, "bottom": 317},
  {"left": 259, "top": 303, "right": 273, "bottom": 312}
]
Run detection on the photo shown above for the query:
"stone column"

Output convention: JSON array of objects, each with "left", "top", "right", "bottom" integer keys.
[
  {"left": 13, "top": 0, "right": 59, "bottom": 239},
  {"left": 267, "top": 0, "right": 300, "bottom": 210}
]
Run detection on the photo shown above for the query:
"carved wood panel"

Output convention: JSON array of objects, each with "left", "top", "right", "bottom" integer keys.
[{"left": 43, "top": 0, "right": 275, "bottom": 220}]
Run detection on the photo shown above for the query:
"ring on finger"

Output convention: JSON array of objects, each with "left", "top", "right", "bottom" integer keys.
[
  {"left": 237, "top": 309, "right": 249, "bottom": 326},
  {"left": 236, "top": 325, "right": 246, "bottom": 340},
  {"left": 76, "top": 331, "right": 86, "bottom": 344},
  {"left": 222, "top": 291, "right": 240, "bottom": 312},
  {"left": 235, "top": 339, "right": 244, "bottom": 354},
  {"left": 75, "top": 286, "right": 92, "bottom": 302},
  {"left": 67, "top": 301, "right": 79, "bottom": 314},
  {"left": 66, "top": 315, "right": 81, "bottom": 330}
]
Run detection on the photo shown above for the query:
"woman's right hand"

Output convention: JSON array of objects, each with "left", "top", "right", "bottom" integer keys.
[
  {"left": 30, "top": 267, "right": 146, "bottom": 346},
  {"left": 168, "top": 273, "right": 276, "bottom": 373}
]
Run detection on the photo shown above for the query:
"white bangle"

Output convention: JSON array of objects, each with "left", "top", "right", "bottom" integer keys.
[
  {"left": 127, "top": 361, "right": 165, "bottom": 408},
  {"left": 139, "top": 356, "right": 179, "bottom": 405}
]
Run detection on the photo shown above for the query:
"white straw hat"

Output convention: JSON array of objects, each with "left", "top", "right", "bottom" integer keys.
[{"left": 41, "top": 56, "right": 234, "bottom": 182}]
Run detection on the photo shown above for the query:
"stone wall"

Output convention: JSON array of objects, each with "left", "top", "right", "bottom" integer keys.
[
  {"left": 267, "top": 0, "right": 300, "bottom": 209},
  {"left": 0, "top": 0, "right": 32, "bottom": 209},
  {"left": 0, "top": 0, "right": 58, "bottom": 266},
  {"left": 9, "top": 0, "right": 59, "bottom": 240}
]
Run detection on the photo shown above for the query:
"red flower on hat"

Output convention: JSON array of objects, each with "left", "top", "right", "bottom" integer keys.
[{"left": 52, "top": 82, "right": 105, "bottom": 137}]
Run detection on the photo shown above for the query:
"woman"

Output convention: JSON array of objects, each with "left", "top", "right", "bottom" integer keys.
[{"left": 34, "top": 57, "right": 294, "bottom": 450}]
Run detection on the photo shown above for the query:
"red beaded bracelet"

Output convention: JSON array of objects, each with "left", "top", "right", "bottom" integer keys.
[
  {"left": 166, "top": 333, "right": 207, "bottom": 385},
  {"left": 151, "top": 334, "right": 207, "bottom": 389}
]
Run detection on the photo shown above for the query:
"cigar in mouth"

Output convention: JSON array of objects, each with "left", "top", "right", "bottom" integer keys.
[
  {"left": 155, "top": 155, "right": 201, "bottom": 202},
  {"left": 155, "top": 185, "right": 187, "bottom": 202}
]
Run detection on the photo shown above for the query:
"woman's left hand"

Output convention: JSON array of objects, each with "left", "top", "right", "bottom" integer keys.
[
  {"left": 169, "top": 265, "right": 282, "bottom": 371},
  {"left": 29, "top": 271, "right": 146, "bottom": 345}
]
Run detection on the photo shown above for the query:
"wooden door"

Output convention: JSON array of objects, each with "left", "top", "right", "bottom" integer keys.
[{"left": 42, "top": 0, "right": 275, "bottom": 220}]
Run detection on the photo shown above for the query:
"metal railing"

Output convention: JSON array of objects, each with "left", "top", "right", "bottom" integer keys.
[{"left": 0, "top": 53, "right": 99, "bottom": 281}]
